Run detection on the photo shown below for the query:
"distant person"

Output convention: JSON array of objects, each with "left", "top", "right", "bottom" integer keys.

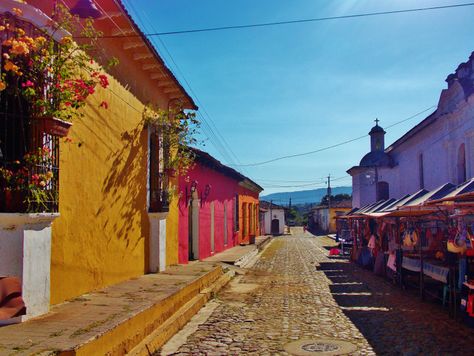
[{"left": 303, "top": 225, "right": 307, "bottom": 233}]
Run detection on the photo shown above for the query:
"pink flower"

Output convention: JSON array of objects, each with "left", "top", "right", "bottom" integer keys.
[
  {"left": 99, "top": 100, "right": 108, "bottom": 109},
  {"left": 21, "top": 80, "right": 34, "bottom": 88}
]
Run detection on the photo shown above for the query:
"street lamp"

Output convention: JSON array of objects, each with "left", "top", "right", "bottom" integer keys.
[{"left": 70, "top": 0, "right": 102, "bottom": 19}]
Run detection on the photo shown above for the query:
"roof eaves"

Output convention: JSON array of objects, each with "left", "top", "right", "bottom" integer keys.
[
  {"left": 116, "top": 1, "right": 197, "bottom": 110},
  {"left": 385, "top": 111, "right": 437, "bottom": 153}
]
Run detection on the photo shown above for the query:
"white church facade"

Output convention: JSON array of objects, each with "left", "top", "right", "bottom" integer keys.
[{"left": 348, "top": 52, "right": 474, "bottom": 208}]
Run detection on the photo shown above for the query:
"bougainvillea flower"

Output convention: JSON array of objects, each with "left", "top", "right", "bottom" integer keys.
[
  {"left": 21, "top": 80, "right": 34, "bottom": 88},
  {"left": 12, "top": 8, "right": 23, "bottom": 16},
  {"left": 99, "top": 100, "right": 109, "bottom": 109}
]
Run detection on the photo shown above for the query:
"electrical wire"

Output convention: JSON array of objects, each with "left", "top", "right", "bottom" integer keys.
[
  {"left": 232, "top": 106, "right": 436, "bottom": 167},
  {"left": 260, "top": 175, "right": 351, "bottom": 188},
  {"left": 122, "top": 0, "right": 244, "bottom": 171},
  {"left": 77, "top": 2, "right": 474, "bottom": 38}
]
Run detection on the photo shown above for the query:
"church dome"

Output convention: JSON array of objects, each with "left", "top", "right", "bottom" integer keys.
[
  {"left": 369, "top": 125, "right": 385, "bottom": 135},
  {"left": 359, "top": 150, "right": 392, "bottom": 167}
]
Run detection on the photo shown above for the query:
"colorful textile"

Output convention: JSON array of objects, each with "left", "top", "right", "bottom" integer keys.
[
  {"left": 387, "top": 253, "right": 397, "bottom": 271},
  {"left": 402, "top": 256, "right": 421, "bottom": 272},
  {"left": 423, "top": 261, "right": 449, "bottom": 283},
  {"left": 374, "top": 251, "right": 385, "bottom": 276}
]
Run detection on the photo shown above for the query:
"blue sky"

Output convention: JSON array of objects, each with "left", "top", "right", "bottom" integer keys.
[{"left": 122, "top": 0, "right": 474, "bottom": 195}]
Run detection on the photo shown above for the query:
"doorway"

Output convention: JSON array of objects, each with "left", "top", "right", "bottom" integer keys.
[
  {"left": 210, "top": 202, "right": 215, "bottom": 253},
  {"left": 188, "top": 203, "right": 194, "bottom": 261},
  {"left": 271, "top": 219, "right": 280, "bottom": 235},
  {"left": 188, "top": 193, "right": 200, "bottom": 261}
]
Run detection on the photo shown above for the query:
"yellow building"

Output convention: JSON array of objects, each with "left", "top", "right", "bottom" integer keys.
[
  {"left": 309, "top": 201, "right": 352, "bottom": 234},
  {"left": 24, "top": 0, "right": 196, "bottom": 305}
]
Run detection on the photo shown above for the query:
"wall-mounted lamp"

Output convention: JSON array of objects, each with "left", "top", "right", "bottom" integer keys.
[
  {"left": 201, "top": 184, "right": 212, "bottom": 207},
  {"left": 185, "top": 180, "right": 198, "bottom": 203},
  {"left": 70, "top": 0, "right": 102, "bottom": 19}
]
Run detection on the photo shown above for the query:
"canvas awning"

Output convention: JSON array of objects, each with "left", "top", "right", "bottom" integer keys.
[{"left": 427, "top": 178, "right": 474, "bottom": 204}]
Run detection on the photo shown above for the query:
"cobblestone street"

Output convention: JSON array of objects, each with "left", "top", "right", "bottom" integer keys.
[{"left": 161, "top": 233, "right": 474, "bottom": 355}]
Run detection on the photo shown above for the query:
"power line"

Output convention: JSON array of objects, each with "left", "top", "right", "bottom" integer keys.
[
  {"left": 260, "top": 175, "right": 351, "bottom": 188},
  {"left": 257, "top": 175, "right": 351, "bottom": 184},
  {"left": 85, "top": 3, "right": 474, "bottom": 38},
  {"left": 122, "top": 0, "right": 244, "bottom": 171},
  {"left": 232, "top": 106, "right": 436, "bottom": 167}
]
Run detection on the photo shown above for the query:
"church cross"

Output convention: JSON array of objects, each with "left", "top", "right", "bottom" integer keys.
[{"left": 374, "top": 118, "right": 380, "bottom": 126}]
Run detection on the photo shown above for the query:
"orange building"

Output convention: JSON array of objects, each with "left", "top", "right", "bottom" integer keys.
[{"left": 237, "top": 180, "right": 262, "bottom": 244}]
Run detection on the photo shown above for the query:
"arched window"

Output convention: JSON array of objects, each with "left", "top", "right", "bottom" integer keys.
[
  {"left": 457, "top": 143, "right": 467, "bottom": 184},
  {"left": 376, "top": 181, "right": 389, "bottom": 201}
]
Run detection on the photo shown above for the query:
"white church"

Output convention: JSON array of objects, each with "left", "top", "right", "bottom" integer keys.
[{"left": 348, "top": 52, "right": 474, "bottom": 208}]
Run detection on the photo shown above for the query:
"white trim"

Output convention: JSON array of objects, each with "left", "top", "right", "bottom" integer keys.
[
  {"left": 0, "top": 1, "right": 70, "bottom": 41},
  {"left": 0, "top": 213, "right": 58, "bottom": 320},
  {"left": 146, "top": 125, "right": 151, "bottom": 211},
  {"left": 147, "top": 212, "right": 167, "bottom": 272},
  {"left": 0, "top": 213, "right": 59, "bottom": 230}
]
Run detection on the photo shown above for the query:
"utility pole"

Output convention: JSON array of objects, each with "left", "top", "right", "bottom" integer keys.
[
  {"left": 289, "top": 197, "right": 292, "bottom": 210},
  {"left": 270, "top": 199, "right": 273, "bottom": 234},
  {"left": 327, "top": 174, "right": 332, "bottom": 210}
]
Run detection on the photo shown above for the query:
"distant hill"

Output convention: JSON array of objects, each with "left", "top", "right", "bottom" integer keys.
[{"left": 260, "top": 186, "right": 352, "bottom": 206}]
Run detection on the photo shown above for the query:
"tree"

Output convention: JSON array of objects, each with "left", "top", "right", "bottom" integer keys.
[{"left": 320, "top": 193, "right": 351, "bottom": 205}]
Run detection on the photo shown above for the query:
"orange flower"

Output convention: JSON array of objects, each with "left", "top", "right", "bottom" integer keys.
[
  {"left": 4, "top": 60, "right": 19, "bottom": 73},
  {"left": 35, "top": 36, "right": 46, "bottom": 46},
  {"left": 12, "top": 8, "right": 23, "bottom": 16},
  {"left": 9, "top": 39, "right": 29, "bottom": 55},
  {"left": 60, "top": 36, "right": 73, "bottom": 45},
  {"left": 0, "top": 26, "right": 5, "bottom": 31},
  {"left": 0, "top": 81, "right": 6, "bottom": 91}
]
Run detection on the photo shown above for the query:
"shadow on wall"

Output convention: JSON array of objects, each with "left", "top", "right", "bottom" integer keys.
[
  {"left": 317, "top": 261, "right": 474, "bottom": 355},
  {"left": 101, "top": 119, "right": 149, "bottom": 266},
  {"left": 71, "top": 102, "right": 150, "bottom": 269}
]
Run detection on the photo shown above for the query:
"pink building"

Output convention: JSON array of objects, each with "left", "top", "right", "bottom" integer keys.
[
  {"left": 177, "top": 149, "right": 262, "bottom": 263},
  {"left": 349, "top": 52, "right": 474, "bottom": 208}
]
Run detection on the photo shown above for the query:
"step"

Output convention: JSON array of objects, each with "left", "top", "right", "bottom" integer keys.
[
  {"left": 0, "top": 263, "right": 223, "bottom": 355},
  {"left": 128, "top": 270, "right": 234, "bottom": 356}
]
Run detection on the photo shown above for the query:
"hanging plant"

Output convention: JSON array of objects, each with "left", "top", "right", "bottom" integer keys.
[
  {"left": 143, "top": 104, "right": 200, "bottom": 177},
  {"left": 0, "top": 4, "right": 115, "bottom": 135}
]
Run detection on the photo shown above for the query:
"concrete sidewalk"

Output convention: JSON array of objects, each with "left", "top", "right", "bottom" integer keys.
[
  {"left": 0, "top": 262, "right": 226, "bottom": 355},
  {"left": 204, "top": 235, "right": 271, "bottom": 266},
  {"left": 0, "top": 237, "right": 274, "bottom": 355}
]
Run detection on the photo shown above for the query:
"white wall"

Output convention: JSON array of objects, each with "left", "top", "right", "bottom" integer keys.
[
  {"left": 263, "top": 209, "right": 285, "bottom": 235},
  {"left": 351, "top": 59, "right": 474, "bottom": 205},
  {"left": 0, "top": 214, "right": 58, "bottom": 320}
]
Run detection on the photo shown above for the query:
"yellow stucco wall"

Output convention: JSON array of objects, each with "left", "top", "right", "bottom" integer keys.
[
  {"left": 329, "top": 207, "right": 352, "bottom": 233},
  {"left": 51, "top": 76, "right": 151, "bottom": 304},
  {"left": 166, "top": 184, "right": 179, "bottom": 266}
]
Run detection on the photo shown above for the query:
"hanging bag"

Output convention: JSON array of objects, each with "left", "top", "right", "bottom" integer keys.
[{"left": 447, "top": 228, "right": 467, "bottom": 254}]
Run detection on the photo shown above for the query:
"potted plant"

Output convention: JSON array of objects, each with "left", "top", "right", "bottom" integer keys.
[{"left": 0, "top": 4, "right": 112, "bottom": 137}]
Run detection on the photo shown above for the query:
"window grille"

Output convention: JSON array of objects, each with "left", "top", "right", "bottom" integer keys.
[
  {"left": 0, "top": 14, "right": 59, "bottom": 213},
  {"left": 149, "top": 125, "right": 168, "bottom": 212}
]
